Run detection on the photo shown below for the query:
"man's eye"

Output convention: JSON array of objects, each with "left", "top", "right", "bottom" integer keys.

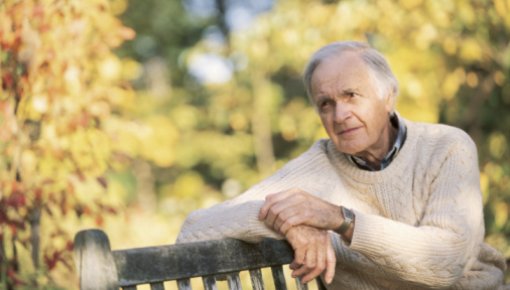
[{"left": 320, "top": 101, "right": 332, "bottom": 109}]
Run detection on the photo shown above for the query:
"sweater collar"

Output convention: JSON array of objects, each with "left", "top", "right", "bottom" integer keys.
[{"left": 347, "top": 112, "right": 407, "bottom": 171}]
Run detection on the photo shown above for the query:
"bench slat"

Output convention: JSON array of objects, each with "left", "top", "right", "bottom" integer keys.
[
  {"left": 249, "top": 269, "right": 265, "bottom": 290},
  {"left": 113, "top": 238, "right": 294, "bottom": 286},
  {"left": 226, "top": 272, "right": 242, "bottom": 290},
  {"left": 150, "top": 282, "right": 165, "bottom": 290},
  {"left": 177, "top": 279, "right": 191, "bottom": 290},
  {"left": 316, "top": 278, "right": 327, "bottom": 290},
  {"left": 123, "top": 286, "right": 137, "bottom": 290},
  {"left": 295, "top": 278, "right": 308, "bottom": 290},
  {"left": 203, "top": 275, "right": 217, "bottom": 290},
  {"left": 271, "top": 266, "right": 287, "bottom": 290}
]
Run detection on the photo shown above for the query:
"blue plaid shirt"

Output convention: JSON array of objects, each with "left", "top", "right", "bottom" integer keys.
[{"left": 348, "top": 113, "right": 407, "bottom": 171}]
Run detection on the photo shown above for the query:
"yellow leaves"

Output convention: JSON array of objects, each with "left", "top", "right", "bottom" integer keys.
[
  {"left": 492, "top": 201, "right": 509, "bottom": 229},
  {"left": 399, "top": 0, "right": 424, "bottom": 10},
  {"left": 170, "top": 105, "right": 200, "bottom": 131},
  {"left": 172, "top": 171, "right": 204, "bottom": 199},
  {"left": 110, "top": 0, "right": 128, "bottom": 15},
  {"left": 109, "top": 114, "right": 180, "bottom": 167},
  {"left": 99, "top": 56, "right": 122, "bottom": 82},
  {"left": 63, "top": 65, "right": 82, "bottom": 94},
  {"left": 279, "top": 115, "right": 297, "bottom": 141},
  {"left": 0, "top": 99, "right": 18, "bottom": 142},
  {"left": 493, "top": 70, "right": 506, "bottom": 86},
  {"left": 442, "top": 36, "right": 458, "bottom": 55},
  {"left": 398, "top": 98, "right": 439, "bottom": 123},
  {"left": 442, "top": 68, "right": 466, "bottom": 100},
  {"left": 459, "top": 39, "right": 482, "bottom": 62},
  {"left": 402, "top": 74, "right": 424, "bottom": 99},
  {"left": 480, "top": 172, "right": 489, "bottom": 204},
  {"left": 465, "top": 72, "right": 479, "bottom": 88},
  {"left": 229, "top": 112, "right": 248, "bottom": 132},
  {"left": 484, "top": 162, "right": 504, "bottom": 183},
  {"left": 20, "top": 149, "right": 37, "bottom": 178},
  {"left": 481, "top": 162, "right": 509, "bottom": 232},
  {"left": 68, "top": 128, "right": 111, "bottom": 175},
  {"left": 414, "top": 23, "right": 438, "bottom": 50},
  {"left": 488, "top": 132, "right": 507, "bottom": 159},
  {"left": 19, "top": 17, "right": 41, "bottom": 67},
  {"left": 493, "top": 0, "right": 510, "bottom": 28},
  {"left": 139, "top": 116, "right": 179, "bottom": 167},
  {"left": 122, "top": 58, "right": 142, "bottom": 81},
  {"left": 456, "top": 0, "right": 476, "bottom": 27},
  {"left": 109, "top": 120, "right": 141, "bottom": 157}
]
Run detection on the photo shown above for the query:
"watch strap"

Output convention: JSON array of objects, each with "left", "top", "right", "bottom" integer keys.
[{"left": 335, "top": 206, "right": 354, "bottom": 235}]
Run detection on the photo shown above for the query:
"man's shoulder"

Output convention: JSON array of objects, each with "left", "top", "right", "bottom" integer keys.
[{"left": 407, "top": 120, "right": 477, "bottom": 152}]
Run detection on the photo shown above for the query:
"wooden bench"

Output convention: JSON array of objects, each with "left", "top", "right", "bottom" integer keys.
[{"left": 73, "top": 229, "right": 327, "bottom": 290}]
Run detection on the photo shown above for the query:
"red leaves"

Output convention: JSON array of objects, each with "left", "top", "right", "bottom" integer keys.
[
  {"left": 7, "top": 182, "right": 26, "bottom": 208},
  {"left": 97, "top": 176, "right": 108, "bottom": 188},
  {"left": 1, "top": 72, "right": 14, "bottom": 90},
  {"left": 0, "top": 0, "right": 129, "bottom": 287},
  {"left": 7, "top": 268, "right": 25, "bottom": 287},
  {"left": 5, "top": 191, "right": 26, "bottom": 208},
  {"left": 119, "top": 26, "right": 136, "bottom": 41},
  {"left": 44, "top": 240, "right": 74, "bottom": 271}
]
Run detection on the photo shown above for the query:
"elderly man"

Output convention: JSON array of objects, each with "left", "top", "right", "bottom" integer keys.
[{"left": 177, "top": 41, "right": 507, "bottom": 289}]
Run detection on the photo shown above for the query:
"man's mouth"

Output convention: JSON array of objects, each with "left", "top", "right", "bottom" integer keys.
[{"left": 339, "top": 126, "right": 361, "bottom": 135}]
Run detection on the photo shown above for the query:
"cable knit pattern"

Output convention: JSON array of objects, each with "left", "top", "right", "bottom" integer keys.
[{"left": 177, "top": 119, "right": 507, "bottom": 289}]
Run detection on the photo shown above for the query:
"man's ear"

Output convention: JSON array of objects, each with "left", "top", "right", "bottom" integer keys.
[{"left": 384, "top": 92, "right": 395, "bottom": 113}]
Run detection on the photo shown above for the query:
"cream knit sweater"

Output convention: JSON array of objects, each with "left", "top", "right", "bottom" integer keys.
[{"left": 177, "top": 119, "right": 507, "bottom": 289}]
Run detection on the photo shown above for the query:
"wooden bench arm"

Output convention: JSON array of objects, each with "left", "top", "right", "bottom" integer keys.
[
  {"left": 74, "top": 229, "right": 119, "bottom": 290},
  {"left": 74, "top": 229, "right": 326, "bottom": 290}
]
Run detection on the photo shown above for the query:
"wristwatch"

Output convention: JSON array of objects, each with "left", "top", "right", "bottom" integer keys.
[{"left": 335, "top": 206, "right": 354, "bottom": 235}]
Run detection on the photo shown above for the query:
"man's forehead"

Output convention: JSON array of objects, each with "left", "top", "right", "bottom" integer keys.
[{"left": 311, "top": 52, "right": 370, "bottom": 85}]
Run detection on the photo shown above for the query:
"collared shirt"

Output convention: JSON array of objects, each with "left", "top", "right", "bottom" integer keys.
[{"left": 348, "top": 113, "right": 407, "bottom": 171}]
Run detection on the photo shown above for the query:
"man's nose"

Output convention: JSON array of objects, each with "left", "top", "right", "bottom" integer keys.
[{"left": 334, "top": 103, "right": 351, "bottom": 123}]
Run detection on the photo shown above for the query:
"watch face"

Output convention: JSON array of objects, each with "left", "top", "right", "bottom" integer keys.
[
  {"left": 342, "top": 207, "right": 354, "bottom": 222},
  {"left": 336, "top": 207, "right": 354, "bottom": 234}
]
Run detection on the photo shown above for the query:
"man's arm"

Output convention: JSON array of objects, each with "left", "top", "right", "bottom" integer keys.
[
  {"left": 259, "top": 133, "right": 487, "bottom": 288},
  {"left": 176, "top": 140, "right": 336, "bottom": 244}
]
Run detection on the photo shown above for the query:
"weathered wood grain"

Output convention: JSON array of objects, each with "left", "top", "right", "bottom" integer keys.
[
  {"left": 203, "top": 275, "right": 217, "bottom": 290},
  {"left": 74, "top": 229, "right": 119, "bottom": 290},
  {"left": 177, "top": 278, "right": 191, "bottom": 290},
  {"left": 249, "top": 269, "right": 265, "bottom": 290},
  {"left": 270, "top": 266, "right": 287, "bottom": 290},
  {"left": 150, "top": 282, "right": 165, "bottom": 290},
  {"left": 74, "top": 229, "right": 328, "bottom": 290},
  {"left": 113, "top": 237, "right": 294, "bottom": 287},
  {"left": 226, "top": 272, "right": 242, "bottom": 290}
]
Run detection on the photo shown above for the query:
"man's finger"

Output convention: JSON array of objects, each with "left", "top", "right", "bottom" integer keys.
[
  {"left": 324, "top": 240, "right": 336, "bottom": 284},
  {"left": 289, "top": 261, "right": 302, "bottom": 270},
  {"left": 294, "top": 242, "right": 318, "bottom": 281},
  {"left": 258, "top": 190, "right": 292, "bottom": 220},
  {"left": 279, "top": 214, "right": 306, "bottom": 235}
]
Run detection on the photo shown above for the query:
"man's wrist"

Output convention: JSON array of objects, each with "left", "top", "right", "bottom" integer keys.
[{"left": 334, "top": 206, "right": 354, "bottom": 235}]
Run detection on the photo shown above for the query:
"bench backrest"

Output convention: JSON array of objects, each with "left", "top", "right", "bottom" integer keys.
[{"left": 74, "top": 229, "right": 327, "bottom": 290}]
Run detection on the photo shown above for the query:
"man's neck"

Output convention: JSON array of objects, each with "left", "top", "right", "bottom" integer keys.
[
  {"left": 348, "top": 113, "right": 405, "bottom": 171},
  {"left": 356, "top": 121, "right": 397, "bottom": 167}
]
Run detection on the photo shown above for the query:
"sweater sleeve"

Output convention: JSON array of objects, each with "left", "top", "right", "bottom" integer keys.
[
  {"left": 176, "top": 141, "right": 334, "bottom": 244},
  {"left": 348, "top": 132, "right": 485, "bottom": 288}
]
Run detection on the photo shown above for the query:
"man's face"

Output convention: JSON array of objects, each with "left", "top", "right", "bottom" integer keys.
[{"left": 310, "top": 51, "right": 394, "bottom": 157}]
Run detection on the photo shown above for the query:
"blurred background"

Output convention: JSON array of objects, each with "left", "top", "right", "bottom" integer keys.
[{"left": 1, "top": 0, "right": 509, "bottom": 288}]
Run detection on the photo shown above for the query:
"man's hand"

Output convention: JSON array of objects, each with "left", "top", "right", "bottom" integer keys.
[
  {"left": 285, "top": 225, "right": 336, "bottom": 284},
  {"left": 259, "top": 188, "right": 342, "bottom": 234}
]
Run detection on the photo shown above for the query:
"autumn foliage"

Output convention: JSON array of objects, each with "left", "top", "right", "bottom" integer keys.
[
  {"left": 0, "top": 0, "right": 134, "bottom": 288},
  {"left": 1, "top": 0, "right": 510, "bottom": 288}
]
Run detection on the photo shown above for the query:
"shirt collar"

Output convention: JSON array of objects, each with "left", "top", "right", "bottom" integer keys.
[{"left": 348, "top": 112, "right": 407, "bottom": 171}]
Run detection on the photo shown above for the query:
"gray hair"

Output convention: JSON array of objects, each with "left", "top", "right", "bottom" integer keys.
[{"left": 303, "top": 41, "right": 399, "bottom": 104}]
